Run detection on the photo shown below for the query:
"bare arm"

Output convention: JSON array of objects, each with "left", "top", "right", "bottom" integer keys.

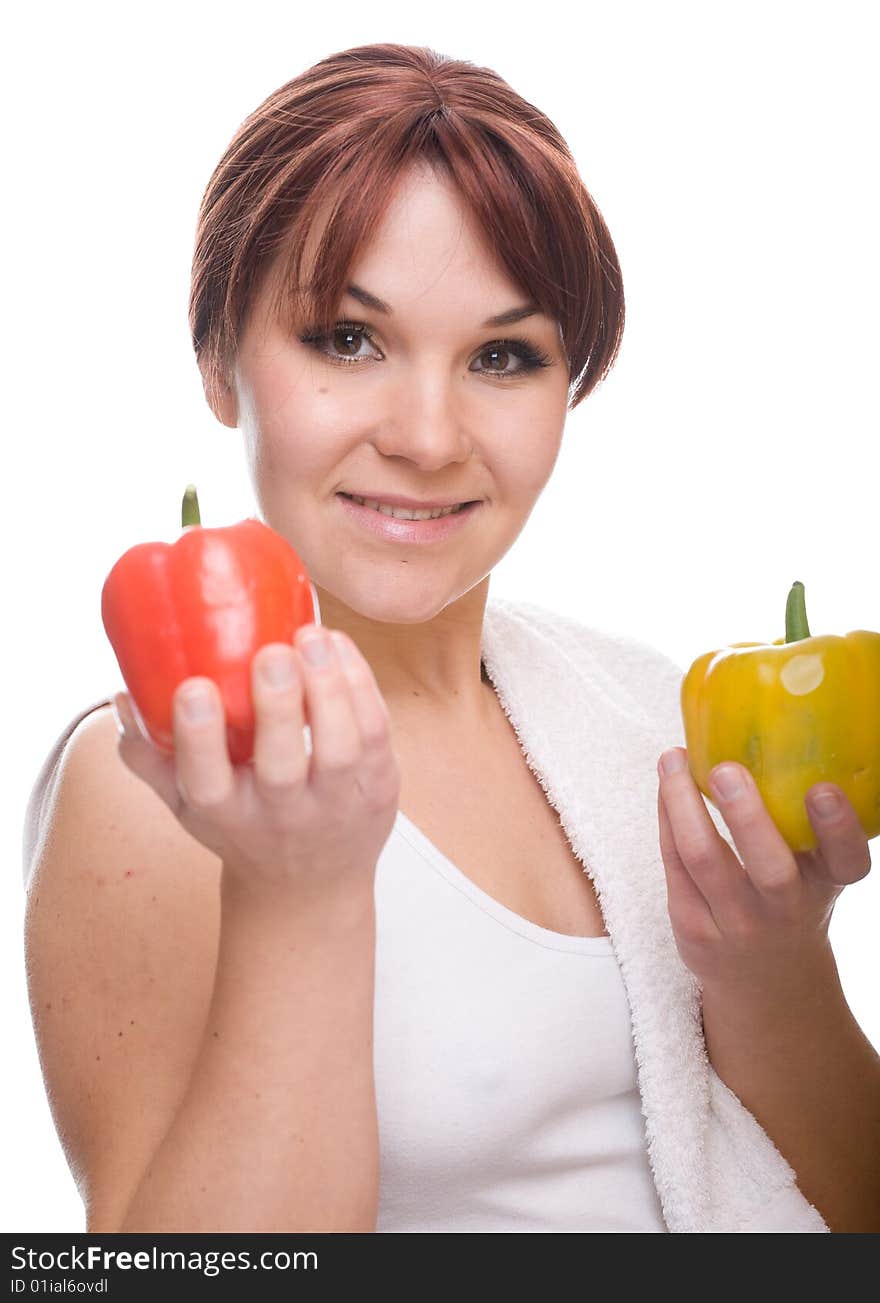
[
  {"left": 701, "top": 946, "right": 880, "bottom": 1234},
  {"left": 118, "top": 872, "right": 378, "bottom": 1232},
  {"left": 26, "top": 628, "right": 398, "bottom": 1233}
]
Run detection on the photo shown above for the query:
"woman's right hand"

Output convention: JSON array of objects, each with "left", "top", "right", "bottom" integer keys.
[{"left": 113, "top": 624, "right": 401, "bottom": 905}]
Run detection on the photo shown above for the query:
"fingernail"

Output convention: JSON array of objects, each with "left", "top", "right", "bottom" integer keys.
[
  {"left": 711, "top": 764, "right": 743, "bottom": 800},
  {"left": 659, "top": 749, "right": 686, "bottom": 777},
  {"left": 330, "top": 631, "right": 357, "bottom": 662},
  {"left": 810, "top": 791, "right": 840, "bottom": 821},
  {"left": 179, "top": 686, "right": 215, "bottom": 723},
  {"left": 300, "top": 633, "right": 332, "bottom": 666},
  {"left": 258, "top": 650, "right": 296, "bottom": 688}
]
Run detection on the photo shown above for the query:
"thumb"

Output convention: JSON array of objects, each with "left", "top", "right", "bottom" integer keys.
[{"left": 113, "top": 692, "right": 183, "bottom": 815}]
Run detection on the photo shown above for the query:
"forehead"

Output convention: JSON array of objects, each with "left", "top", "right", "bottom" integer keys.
[
  {"left": 299, "top": 162, "right": 526, "bottom": 302},
  {"left": 250, "top": 159, "right": 564, "bottom": 348}
]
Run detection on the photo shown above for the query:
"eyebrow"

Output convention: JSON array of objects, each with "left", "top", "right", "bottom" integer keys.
[{"left": 345, "top": 282, "right": 541, "bottom": 328}]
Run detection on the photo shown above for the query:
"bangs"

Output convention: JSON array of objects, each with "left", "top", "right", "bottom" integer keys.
[{"left": 191, "top": 44, "right": 623, "bottom": 411}]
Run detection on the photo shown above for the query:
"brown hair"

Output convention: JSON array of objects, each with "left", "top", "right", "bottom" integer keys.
[{"left": 189, "top": 43, "right": 625, "bottom": 414}]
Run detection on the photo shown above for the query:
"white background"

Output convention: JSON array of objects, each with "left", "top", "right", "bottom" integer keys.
[{"left": 5, "top": 0, "right": 877, "bottom": 1232}]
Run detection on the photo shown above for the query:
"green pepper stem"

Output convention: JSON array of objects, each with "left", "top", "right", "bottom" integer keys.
[
  {"left": 785, "top": 580, "right": 811, "bottom": 642},
  {"left": 182, "top": 484, "right": 201, "bottom": 528}
]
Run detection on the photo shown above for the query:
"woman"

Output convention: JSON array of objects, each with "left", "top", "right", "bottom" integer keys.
[{"left": 23, "top": 43, "right": 878, "bottom": 1234}]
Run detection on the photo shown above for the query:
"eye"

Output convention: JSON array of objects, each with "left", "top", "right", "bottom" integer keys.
[
  {"left": 298, "top": 320, "right": 554, "bottom": 380},
  {"left": 472, "top": 340, "right": 553, "bottom": 379},
  {"left": 299, "top": 321, "right": 382, "bottom": 364}
]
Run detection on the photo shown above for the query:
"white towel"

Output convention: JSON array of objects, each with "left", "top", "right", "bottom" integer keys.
[{"left": 479, "top": 595, "right": 829, "bottom": 1233}]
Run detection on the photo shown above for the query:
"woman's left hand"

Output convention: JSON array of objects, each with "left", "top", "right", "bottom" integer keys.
[{"left": 656, "top": 747, "right": 872, "bottom": 995}]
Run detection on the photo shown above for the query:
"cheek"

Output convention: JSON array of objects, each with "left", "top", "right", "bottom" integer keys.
[
  {"left": 499, "top": 423, "right": 564, "bottom": 498},
  {"left": 247, "top": 392, "right": 341, "bottom": 480},
  {"left": 254, "top": 435, "right": 340, "bottom": 500},
  {"left": 241, "top": 345, "right": 328, "bottom": 436}
]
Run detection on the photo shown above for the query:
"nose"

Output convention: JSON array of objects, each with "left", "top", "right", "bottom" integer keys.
[{"left": 371, "top": 366, "right": 473, "bottom": 470}]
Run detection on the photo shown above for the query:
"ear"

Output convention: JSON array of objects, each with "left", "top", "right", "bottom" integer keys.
[{"left": 199, "top": 360, "right": 238, "bottom": 428}]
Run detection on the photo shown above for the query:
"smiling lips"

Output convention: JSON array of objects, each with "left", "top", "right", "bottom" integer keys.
[
  {"left": 336, "top": 491, "right": 482, "bottom": 541},
  {"left": 340, "top": 490, "right": 477, "bottom": 510},
  {"left": 340, "top": 493, "right": 467, "bottom": 520}
]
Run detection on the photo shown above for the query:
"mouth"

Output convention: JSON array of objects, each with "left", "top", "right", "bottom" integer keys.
[
  {"left": 337, "top": 492, "right": 477, "bottom": 520},
  {"left": 335, "top": 492, "right": 482, "bottom": 542}
]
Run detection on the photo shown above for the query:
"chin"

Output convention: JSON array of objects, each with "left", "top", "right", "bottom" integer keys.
[
  {"left": 349, "top": 594, "right": 451, "bottom": 625},
  {"left": 327, "top": 573, "right": 474, "bottom": 625}
]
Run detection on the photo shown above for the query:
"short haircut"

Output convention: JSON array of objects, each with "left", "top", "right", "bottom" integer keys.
[{"left": 190, "top": 43, "right": 625, "bottom": 413}]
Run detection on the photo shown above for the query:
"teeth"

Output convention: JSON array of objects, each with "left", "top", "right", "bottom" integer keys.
[{"left": 347, "top": 494, "right": 465, "bottom": 520}]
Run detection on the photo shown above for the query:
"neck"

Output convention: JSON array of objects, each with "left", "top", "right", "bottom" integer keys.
[{"left": 310, "top": 580, "right": 493, "bottom": 720}]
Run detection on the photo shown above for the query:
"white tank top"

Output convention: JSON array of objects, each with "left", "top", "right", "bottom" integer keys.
[{"left": 373, "top": 810, "right": 669, "bottom": 1233}]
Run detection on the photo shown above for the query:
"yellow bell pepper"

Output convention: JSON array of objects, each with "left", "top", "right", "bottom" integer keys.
[{"left": 681, "top": 581, "right": 880, "bottom": 852}]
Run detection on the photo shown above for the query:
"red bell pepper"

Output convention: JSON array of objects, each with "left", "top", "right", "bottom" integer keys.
[{"left": 101, "top": 485, "right": 317, "bottom": 764}]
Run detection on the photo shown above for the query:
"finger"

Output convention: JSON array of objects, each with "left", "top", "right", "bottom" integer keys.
[
  {"left": 803, "top": 783, "right": 873, "bottom": 886},
  {"left": 657, "top": 781, "right": 719, "bottom": 938},
  {"left": 327, "top": 631, "right": 392, "bottom": 742},
  {"left": 172, "top": 677, "right": 237, "bottom": 811},
  {"left": 114, "top": 692, "right": 182, "bottom": 812},
  {"left": 328, "top": 630, "right": 400, "bottom": 803},
  {"left": 706, "top": 760, "right": 799, "bottom": 899},
  {"left": 658, "top": 748, "right": 759, "bottom": 926},
  {"left": 251, "top": 643, "right": 308, "bottom": 796},
  {"left": 294, "top": 625, "right": 361, "bottom": 784}
]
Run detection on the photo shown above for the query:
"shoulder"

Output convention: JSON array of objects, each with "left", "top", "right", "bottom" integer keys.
[{"left": 22, "top": 696, "right": 116, "bottom": 888}]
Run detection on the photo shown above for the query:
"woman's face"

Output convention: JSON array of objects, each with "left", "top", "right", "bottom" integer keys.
[{"left": 218, "top": 163, "right": 571, "bottom": 627}]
